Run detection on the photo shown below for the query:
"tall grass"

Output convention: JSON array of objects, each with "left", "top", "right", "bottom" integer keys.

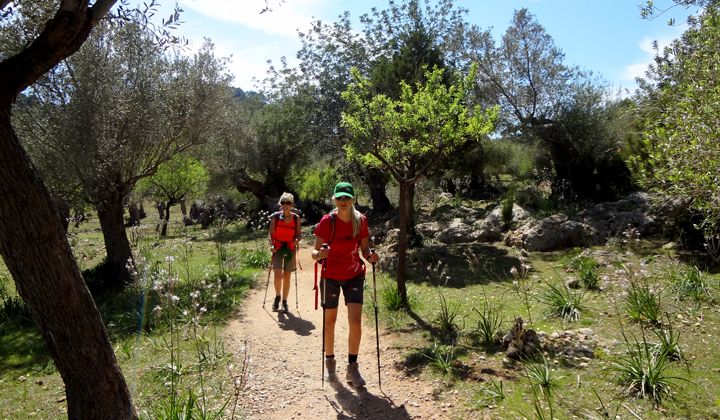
[
  {"left": 541, "top": 282, "right": 584, "bottom": 321},
  {"left": 434, "top": 291, "right": 462, "bottom": 343},
  {"left": 670, "top": 264, "right": 713, "bottom": 303},
  {"left": 613, "top": 328, "right": 688, "bottom": 405},
  {"left": 625, "top": 280, "right": 662, "bottom": 325},
  {"left": 472, "top": 302, "right": 503, "bottom": 348}
]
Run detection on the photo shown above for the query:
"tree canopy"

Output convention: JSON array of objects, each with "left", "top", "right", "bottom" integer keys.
[
  {"left": 635, "top": 4, "right": 720, "bottom": 236},
  {"left": 342, "top": 64, "right": 497, "bottom": 303}
]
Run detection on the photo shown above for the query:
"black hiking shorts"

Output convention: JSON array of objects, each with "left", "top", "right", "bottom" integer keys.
[{"left": 320, "top": 274, "right": 364, "bottom": 309}]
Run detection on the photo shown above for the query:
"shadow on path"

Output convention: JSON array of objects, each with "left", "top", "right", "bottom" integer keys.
[
  {"left": 325, "top": 379, "right": 410, "bottom": 419},
  {"left": 278, "top": 311, "right": 315, "bottom": 336}
]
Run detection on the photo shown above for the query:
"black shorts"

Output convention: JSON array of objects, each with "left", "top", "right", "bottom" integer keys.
[{"left": 320, "top": 274, "right": 365, "bottom": 309}]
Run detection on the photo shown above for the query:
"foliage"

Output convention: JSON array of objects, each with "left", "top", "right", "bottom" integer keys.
[
  {"left": 501, "top": 189, "right": 515, "bottom": 228},
  {"left": 568, "top": 256, "right": 601, "bottom": 290},
  {"left": 434, "top": 290, "right": 462, "bottom": 343},
  {"left": 381, "top": 283, "right": 411, "bottom": 312},
  {"left": 614, "top": 329, "right": 688, "bottom": 405},
  {"left": 237, "top": 247, "right": 271, "bottom": 269},
  {"left": 634, "top": 6, "right": 720, "bottom": 237},
  {"left": 342, "top": 65, "right": 496, "bottom": 174},
  {"left": 653, "top": 321, "right": 684, "bottom": 362},
  {"left": 291, "top": 164, "right": 340, "bottom": 203},
  {"left": 342, "top": 63, "right": 496, "bottom": 302},
  {"left": 473, "top": 378, "right": 506, "bottom": 408},
  {"left": 541, "top": 282, "right": 584, "bottom": 321},
  {"left": 0, "top": 274, "right": 29, "bottom": 327},
  {"left": 201, "top": 89, "right": 316, "bottom": 204},
  {"left": 469, "top": 8, "right": 632, "bottom": 202},
  {"left": 420, "top": 342, "right": 458, "bottom": 376},
  {"left": 136, "top": 154, "right": 210, "bottom": 206},
  {"left": 472, "top": 302, "right": 503, "bottom": 348},
  {"left": 670, "top": 264, "right": 714, "bottom": 302},
  {"left": 625, "top": 279, "right": 662, "bottom": 325}
]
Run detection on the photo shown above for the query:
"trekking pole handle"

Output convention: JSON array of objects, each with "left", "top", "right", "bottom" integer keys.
[{"left": 318, "top": 243, "right": 329, "bottom": 260}]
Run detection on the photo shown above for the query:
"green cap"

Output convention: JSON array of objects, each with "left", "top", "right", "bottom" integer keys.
[{"left": 333, "top": 182, "right": 354, "bottom": 199}]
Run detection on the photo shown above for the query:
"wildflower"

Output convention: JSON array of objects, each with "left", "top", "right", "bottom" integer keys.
[
  {"left": 510, "top": 266, "right": 518, "bottom": 277},
  {"left": 165, "top": 255, "right": 175, "bottom": 263},
  {"left": 171, "top": 295, "right": 180, "bottom": 303}
]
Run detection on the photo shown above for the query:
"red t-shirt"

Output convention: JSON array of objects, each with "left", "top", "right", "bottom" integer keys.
[{"left": 314, "top": 212, "right": 369, "bottom": 281}]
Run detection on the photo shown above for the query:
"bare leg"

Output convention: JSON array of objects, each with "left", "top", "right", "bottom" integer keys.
[
  {"left": 282, "top": 270, "right": 292, "bottom": 300},
  {"left": 273, "top": 268, "right": 283, "bottom": 296},
  {"left": 324, "top": 307, "right": 338, "bottom": 356},
  {"left": 347, "top": 303, "right": 362, "bottom": 355}
]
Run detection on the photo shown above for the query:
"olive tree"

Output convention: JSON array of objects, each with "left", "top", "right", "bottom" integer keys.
[
  {"left": 136, "top": 154, "right": 209, "bottom": 236},
  {"left": 14, "top": 22, "right": 231, "bottom": 285},
  {"left": 0, "top": 1, "right": 135, "bottom": 417},
  {"left": 634, "top": 5, "right": 720, "bottom": 240}
]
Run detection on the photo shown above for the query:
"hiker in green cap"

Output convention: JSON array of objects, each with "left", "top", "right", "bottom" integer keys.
[
  {"left": 312, "top": 182, "right": 379, "bottom": 386},
  {"left": 268, "top": 192, "right": 301, "bottom": 313}
]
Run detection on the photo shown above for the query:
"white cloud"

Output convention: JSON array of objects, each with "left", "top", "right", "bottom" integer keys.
[
  {"left": 179, "top": 0, "right": 331, "bottom": 36},
  {"left": 621, "top": 26, "right": 685, "bottom": 82}
]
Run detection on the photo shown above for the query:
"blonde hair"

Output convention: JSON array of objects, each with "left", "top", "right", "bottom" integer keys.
[
  {"left": 278, "top": 192, "right": 294, "bottom": 206},
  {"left": 331, "top": 200, "right": 362, "bottom": 238}
]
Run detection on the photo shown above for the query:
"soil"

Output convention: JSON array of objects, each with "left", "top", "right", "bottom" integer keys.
[{"left": 224, "top": 250, "right": 467, "bottom": 419}]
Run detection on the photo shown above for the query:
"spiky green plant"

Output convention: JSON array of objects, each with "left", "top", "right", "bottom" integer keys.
[
  {"left": 626, "top": 280, "right": 662, "bottom": 324},
  {"left": 473, "top": 302, "right": 503, "bottom": 348},
  {"left": 541, "top": 282, "right": 584, "bottom": 321}
]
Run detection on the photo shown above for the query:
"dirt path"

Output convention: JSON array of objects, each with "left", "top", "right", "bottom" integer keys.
[{"left": 223, "top": 249, "right": 462, "bottom": 419}]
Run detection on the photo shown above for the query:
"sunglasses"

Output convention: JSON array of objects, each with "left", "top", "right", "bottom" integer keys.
[
  {"left": 280, "top": 201, "right": 292, "bottom": 205},
  {"left": 336, "top": 196, "right": 352, "bottom": 202}
]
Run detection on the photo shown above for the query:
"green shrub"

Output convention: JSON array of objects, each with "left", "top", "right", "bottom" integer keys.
[
  {"left": 292, "top": 165, "right": 339, "bottom": 202},
  {"left": 472, "top": 302, "right": 503, "bottom": 348},
  {"left": 501, "top": 189, "right": 515, "bottom": 228},
  {"left": 614, "top": 331, "right": 688, "bottom": 405},
  {"left": 670, "top": 264, "right": 713, "bottom": 303},
  {"left": 422, "top": 342, "right": 457, "bottom": 376},
  {"left": 626, "top": 281, "right": 662, "bottom": 324},
  {"left": 238, "top": 247, "right": 270, "bottom": 269},
  {"left": 574, "top": 256, "right": 600, "bottom": 290},
  {"left": 541, "top": 282, "right": 584, "bottom": 321},
  {"left": 380, "top": 283, "right": 412, "bottom": 312},
  {"left": 434, "top": 291, "right": 462, "bottom": 343}
]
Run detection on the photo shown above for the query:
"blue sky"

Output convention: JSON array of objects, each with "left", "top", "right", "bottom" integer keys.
[{"left": 159, "top": 0, "right": 698, "bottom": 94}]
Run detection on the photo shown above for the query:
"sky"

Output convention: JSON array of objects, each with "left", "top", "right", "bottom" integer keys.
[{"left": 154, "top": 0, "right": 700, "bottom": 95}]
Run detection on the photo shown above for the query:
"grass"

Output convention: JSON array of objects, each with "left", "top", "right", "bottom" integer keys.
[
  {"left": 541, "top": 282, "right": 584, "bottom": 322},
  {"left": 0, "top": 207, "right": 261, "bottom": 418},
  {"left": 373, "top": 235, "right": 720, "bottom": 418}
]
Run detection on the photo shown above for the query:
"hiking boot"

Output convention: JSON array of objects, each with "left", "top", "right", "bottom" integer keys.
[
  {"left": 271, "top": 296, "right": 280, "bottom": 312},
  {"left": 281, "top": 300, "right": 289, "bottom": 313},
  {"left": 345, "top": 362, "right": 366, "bottom": 387},
  {"left": 325, "top": 357, "right": 337, "bottom": 381}
]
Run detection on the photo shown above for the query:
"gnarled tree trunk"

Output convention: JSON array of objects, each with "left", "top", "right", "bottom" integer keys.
[
  {"left": 0, "top": 104, "right": 135, "bottom": 419},
  {"left": 96, "top": 187, "right": 133, "bottom": 286},
  {"left": 365, "top": 167, "right": 393, "bottom": 213},
  {"left": 0, "top": 1, "right": 135, "bottom": 417}
]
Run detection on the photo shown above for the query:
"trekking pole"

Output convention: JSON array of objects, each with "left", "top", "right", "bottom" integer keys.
[
  {"left": 320, "top": 243, "right": 329, "bottom": 387},
  {"left": 294, "top": 250, "right": 299, "bottom": 309},
  {"left": 370, "top": 248, "right": 381, "bottom": 390},
  {"left": 262, "top": 253, "right": 274, "bottom": 308}
]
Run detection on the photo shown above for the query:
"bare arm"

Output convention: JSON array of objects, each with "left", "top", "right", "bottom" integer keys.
[
  {"left": 268, "top": 218, "right": 276, "bottom": 249},
  {"left": 312, "top": 236, "right": 329, "bottom": 260},
  {"left": 359, "top": 237, "right": 379, "bottom": 263},
  {"left": 295, "top": 216, "right": 303, "bottom": 245}
]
